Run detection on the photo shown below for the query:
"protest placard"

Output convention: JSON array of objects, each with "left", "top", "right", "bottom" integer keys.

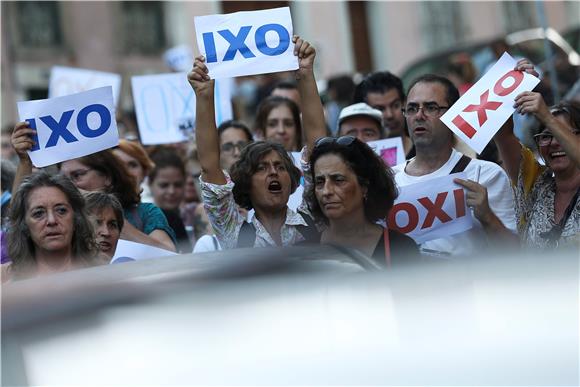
[
  {"left": 111, "top": 239, "right": 178, "bottom": 264},
  {"left": 17, "top": 86, "right": 118, "bottom": 168},
  {"left": 49, "top": 66, "right": 122, "bottom": 107},
  {"left": 367, "top": 137, "right": 405, "bottom": 167},
  {"left": 287, "top": 151, "right": 304, "bottom": 211},
  {"left": 164, "top": 44, "right": 194, "bottom": 72},
  {"left": 131, "top": 72, "right": 233, "bottom": 145},
  {"left": 387, "top": 173, "right": 473, "bottom": 243},
  {"left": 194, "top": 7, "right": 298, "bottom": 79},
  {"left": 440, "top": 52, "right": 540, "bottom": 154}
]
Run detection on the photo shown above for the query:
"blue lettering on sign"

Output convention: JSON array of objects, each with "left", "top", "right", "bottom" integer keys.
[
  {"left": 168, "top": 83, "right": 195, "bottom": 117},
  {"left": 202, "top": 32, "right": 218, "bottom": 63},
  {"left": 203, "top": 24, "right": 290, "bottom": 63},
  {"left": 26, "top": 118, "right": 41, "bottom": 152},
  {"left": 27, "top": 104, "right": 112, "bottom": 151},
  {"left": 40, "top": 110, "right": 78, "bottom": 148},
  {"left": 255, "top": 24, "right": 290, "bottom": 56},
  {"left": 141, "top": 85, "right": 170, "bottom": 132},
  {"left": 219, "top": 26, "right": 255, "bottom": 61},
  {"left": 76, "top": 104, "right": 111, "bottom": 138}
]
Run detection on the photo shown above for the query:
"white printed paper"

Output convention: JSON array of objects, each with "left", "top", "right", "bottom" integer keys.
[
  {"left": 131, "top": 72, "right": 233, "bottom": 145},
  {"left": 111, "top": 239, "right": 178, "bottom": 263},
  {"left": 17, "top": 86, "right": 119, "bottom": 168},
  {"left": 388, "top": 173, "right": 473, "bottom": 243},
  {"left": 287, "top": 151, "right": 304, "bottom": 211},
  {"left": 194, "top": 7, "right": 298, "bottom": 79},
  {"left": 49, "top": 66, "right": 122, "bottom": 107},
  {"left": 368, "top": 137, "right": 406, "bottom": 167},
  {"left": 440, "top": 52, "right": 540, "bottom": 154}
]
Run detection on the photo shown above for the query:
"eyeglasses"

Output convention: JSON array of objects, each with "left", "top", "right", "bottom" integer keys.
[
  {"left": 402, "top": 103, "right": 450, "bottom": 117},
  {"left": 314, "top": 136, "right": 357, "bottom": 149},
  {"left": 67, "top": 168, "right": 93, "bottom": 182},
  {"left": 221, "top": 141, "right": 249, "bottom": 153},
  {"left": 534, "top": 130, "right": 580, "bottom": 147}
]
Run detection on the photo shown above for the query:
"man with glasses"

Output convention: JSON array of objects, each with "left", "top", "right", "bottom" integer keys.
[{"left": 392, "top": 74, "right": 517, "bottom": 257}]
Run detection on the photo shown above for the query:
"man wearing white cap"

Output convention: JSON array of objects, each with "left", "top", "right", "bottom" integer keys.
[{"left": 337, "top": 102, "right": 384, "bottom": 143}]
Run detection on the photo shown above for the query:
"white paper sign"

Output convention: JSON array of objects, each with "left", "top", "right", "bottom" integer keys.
[
  {"left": 287, "top": 151, "right": 304, "bottom": 211},
  {"left": 387, "top": 173, "right": 473, "bottom": 243},
  {"left": 440, "top": 52, "right": 540, "bottom": 154},
  {"left": 194, "top": 7, "right": 298, "bottom": 79},
  {"left": 368, "top": 137, "right": 405, "bottom": 167},
  {"left": 49, "top": 66, "right": 122, "bottom": 107},
  {"left": 111, "top": 239, "right": 178, "bottom": 263},
  {"left": 131, "top": 72, "right": 233, "bottom": 145},
  {"left": 17, "top": 86, "right": 119, "bottom": 168},
  {"left": 164, "top": 44, "right": 194, "bottom": 72}
]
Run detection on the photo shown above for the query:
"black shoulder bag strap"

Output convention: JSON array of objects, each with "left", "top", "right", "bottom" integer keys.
[
  {"left": 449, "top": 155, "right": 472, "bottom": 174},
  {"left": 296, "top": 212, "right": 321, "bottom": 243},
  {"left": 237, "top": 221, "right": 257, "bottom": 248}
]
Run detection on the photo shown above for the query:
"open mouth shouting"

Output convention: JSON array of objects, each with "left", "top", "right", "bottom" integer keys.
[{"left": 268, "top": 180, "right": 283, "bottom": 194}]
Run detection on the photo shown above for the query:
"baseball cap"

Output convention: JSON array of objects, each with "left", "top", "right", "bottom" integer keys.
[{"left": 338, "top": 103, "right": 383, "bottom": 128}]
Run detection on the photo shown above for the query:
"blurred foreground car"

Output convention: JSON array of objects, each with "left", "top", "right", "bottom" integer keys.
[
  {"left": 401, "top": 27, "right": 580, "bottom": 95},
  {"left": 2, "top": 245, "right": 578, "bottom": 385}
]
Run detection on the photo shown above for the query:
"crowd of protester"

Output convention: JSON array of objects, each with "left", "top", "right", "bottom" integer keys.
[{"left": 1, "top": 33, "right": 578, "bottom": 283}]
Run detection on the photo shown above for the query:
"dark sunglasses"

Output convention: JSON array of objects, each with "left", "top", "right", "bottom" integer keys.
[{"left": 314, "top": 136, "right": 357, "bottom": 149}]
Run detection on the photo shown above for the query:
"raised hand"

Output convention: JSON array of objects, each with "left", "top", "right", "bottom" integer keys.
[
  {"left": 513, "top": 91, "right": 551, "bottom": 122},
  {"left": 11, "top": 121, "right": 35, "bottom": 162},
  {"left": 292, "top": 35, "right": 316, "bottom": 79},
  {"left": 514, "top": 58, "right": 539, "bottom": 78},
  {"left": 187, "top": 56, "right": 215, "bottom": 97}
]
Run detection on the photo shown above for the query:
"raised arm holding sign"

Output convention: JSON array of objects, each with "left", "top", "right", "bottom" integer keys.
[
  {"left": 492, "top": 59, "right": 580, "bottom": 249},
  {"left": 440, "top": 52, "right": 540, "bottom": 155},
  {"left": 188, "top": 36, "right": 321, "bottom": 249}
]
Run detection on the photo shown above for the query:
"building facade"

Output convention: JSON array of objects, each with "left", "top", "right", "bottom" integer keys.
[{"left": 2, "top": 1, "right": 578, "bottom": 124}]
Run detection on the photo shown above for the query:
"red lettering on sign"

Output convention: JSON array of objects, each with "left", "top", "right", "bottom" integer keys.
[
  {"left": 452, "top": 115, "right": 477, "bottom": 138},
  {"left": 418, "top": 192, "right": 452, "bottom": 229},
  {"left": 388, "top": 202, "right": 419, "bottom": 233},
  {"left": 453, "top": 188, "right": 466, "bottom": 218},
  {"left": 493, "top": 70, "right": 524, "bottom": 96},
  {"left": 463, "top": 90, "right": 502, "bottom": 127}
]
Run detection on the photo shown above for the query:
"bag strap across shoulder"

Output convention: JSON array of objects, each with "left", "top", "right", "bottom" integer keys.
[{"left": 450, "top": 155, "right": 472, "bottom": 174}]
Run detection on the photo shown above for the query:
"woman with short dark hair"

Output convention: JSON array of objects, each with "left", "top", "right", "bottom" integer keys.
[
  {"left": 305, "top": 136, "right": 418, "bottom": 267},
  {"left": 188, "top": 35, "right": 326, "bottom": 249},
  {"left": 4, "top": 172, "right": 99, "bottom": 281}
]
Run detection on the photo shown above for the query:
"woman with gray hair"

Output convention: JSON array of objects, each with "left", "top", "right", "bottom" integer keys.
[{"left": 3, "top": 172, "right": 99, "bottom": 282}]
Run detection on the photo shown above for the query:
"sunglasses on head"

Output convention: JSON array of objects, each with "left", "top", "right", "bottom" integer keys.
[{"left": 314, "top": 136, "right": 357, "bottom": 149}]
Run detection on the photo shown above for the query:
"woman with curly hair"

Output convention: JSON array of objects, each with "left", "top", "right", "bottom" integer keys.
[
  {"left": 188, "top": 35, "right": 326, "bottom": 249},
  {"left": 3, "top": 172, "right": 99, "bottom": 281},
  {"left": 305, "top": 136, "right": 418, "bottom": 267}
]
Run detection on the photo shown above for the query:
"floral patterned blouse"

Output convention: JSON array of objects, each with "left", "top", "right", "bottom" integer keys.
[
  {"left": 515, "top": 145, "right": 579, "bottom": 249},
  {"left": 200, "top": 172, "right": 309, "bottom": 249}
]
